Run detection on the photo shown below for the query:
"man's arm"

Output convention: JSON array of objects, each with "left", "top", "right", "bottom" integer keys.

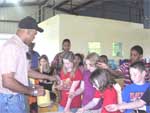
[
  {"left": 96, "top": 62, "right": 123, "bottom": 78},
  {"left": 28, "top": 68, "right": 57, "bottom": 81},
  {"left": 2, "top": 72, "right": 44, "bottom": 96}
]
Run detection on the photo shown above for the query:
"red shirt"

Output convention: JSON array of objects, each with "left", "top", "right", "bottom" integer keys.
[
  {"left": 59, "top": 69, "right": 82, "bottom": 108},
  {"left": 94, "top": 86, "right": 120, "bottom": 113}
]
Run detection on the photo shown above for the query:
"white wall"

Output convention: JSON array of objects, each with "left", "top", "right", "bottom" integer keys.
[
  {"left": 58, "top": 14, "right": 150, "bottom": 61},
  {"left": 34, "top": 14, "right": 150, "bottom": 64},
  {"left": 34, "top": 15, "right": 60, "bottom": 62}
]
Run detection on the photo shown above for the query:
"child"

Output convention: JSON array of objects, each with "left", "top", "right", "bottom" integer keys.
[
  {"left": 97, "top": 45, "right": 150, "bottom": 87},
  {"left": 121, "top": 61, "right": 149, "bottom": 113},
  {"left": 56, "top": 51, "right": 82, "bottom": 113},
  {"left": 34, "top": 55, "right": 58, "bottom": 113},
  {"left": 105, "top": 87, "right": 150, "bottom": 112},
  {"left": 90, "top": 68, "right": 120, "bottom": 113},
  {"left": 72, "top": 52, "right": 102, "bottom": 113},
  {"left": 38, "top": 55, "right": 57, "bottom": 102},
  {"left": 99, "top": 55, "right": 108, "bottom": 64},
  {"left": 74, "top": 53, "right": 84, "bottom": 74}
]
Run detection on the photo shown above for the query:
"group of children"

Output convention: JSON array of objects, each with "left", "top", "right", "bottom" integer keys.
[
  {"left": 54, "top": 52, "right": 149, "bottom": 113},
  {"left": 28, "top": 38, "right": 150, "bottom": 113}
]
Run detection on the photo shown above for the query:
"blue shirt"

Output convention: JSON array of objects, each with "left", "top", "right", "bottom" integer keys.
[
  {"left": 31, "top": 51, "right": 40, "bottom": 69},
  {"left": 122, "top": 82, "right": 150, "bottom": 113}
]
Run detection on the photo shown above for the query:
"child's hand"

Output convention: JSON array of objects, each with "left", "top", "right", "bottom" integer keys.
[
  {"left": 105, "top": 104, "right": 119, "bottom": 112},
  {"left": 68, "top": 92, "right": 76, "bottom": 99},
  {"left": 64, "top": 107, "right": 71, "bottom": 113},
  {"left": 63, "top": 111, "right": 72, "bottom": 113},
  {"left": 76, "top": 108, "right": 85, "bottom": 113}
]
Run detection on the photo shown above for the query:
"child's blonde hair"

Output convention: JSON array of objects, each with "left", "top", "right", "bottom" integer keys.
[
  {"left": 38, "top": 54, "right": 50, "bottom": 73},
  {"left": 86, "top": 52, "right": 99, "bottom": 66},
  {"left": 62, "top": 51, "right": 76, "bottom": 78}
]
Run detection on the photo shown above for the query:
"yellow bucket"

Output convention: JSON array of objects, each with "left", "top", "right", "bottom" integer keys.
[{"left": 37, "top": 90, "right": 50, "bottom": 107}]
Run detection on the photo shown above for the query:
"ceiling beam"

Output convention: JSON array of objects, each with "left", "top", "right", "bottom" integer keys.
[
  {"left": 53, "top": 0, "right": 69, "bottom": 9},
  {"left": 72, "top": 0, "right": 98, "bottom": 11},
  {"left": 55, "top": 7, "right": 78, "bottom": 15},
  {"left": 0, "top": 19, "right": 19, "bottom": 23}
]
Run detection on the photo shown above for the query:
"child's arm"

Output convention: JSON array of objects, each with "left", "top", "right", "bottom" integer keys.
[
  {"left": 113, "top": 83, "right": 122, "bottom": 104},
  {"left": 105, "top": 99, "right": 146, "bottom": 112},
  {"left": 69, "top": 81, "right": 84, "bottom": 98},
  {"left": 64, "top": 80, "right": 80, "bottom": 112},
  {"left": 77, "top": 97, "right": 101, "bottom": 113}
]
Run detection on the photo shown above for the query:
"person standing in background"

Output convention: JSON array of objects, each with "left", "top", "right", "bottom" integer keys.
[
  {"left": 51, "top": 39, "right": 71, "bottom": 76},
  {"left": 0, "top": 16, "right": 56, "bottom": 113},
  {"left": 97, "top": 45, "right": 150, "bottom": 86},
  {"left": 28, "top": 42, "right": 40, "bottom": 70},
  {"left": 74, "top": 53, "right": 84, "bottom": 74}
]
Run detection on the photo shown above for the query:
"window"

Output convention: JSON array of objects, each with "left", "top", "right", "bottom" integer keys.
[
  {"left": 88, "top": 42, "right": 101, "bottom": 54},
  {"left": 112, "top": 42, "right": 122, "bottom": 57}
]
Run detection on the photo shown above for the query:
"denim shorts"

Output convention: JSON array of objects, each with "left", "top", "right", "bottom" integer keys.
[{"left": 0, "top": 93, "right": 26, "bottom": 113}]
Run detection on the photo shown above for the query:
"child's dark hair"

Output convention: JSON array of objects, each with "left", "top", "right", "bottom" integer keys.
[
  {"left": 62, "top": 39, "right": 71, "bottom": 45},
  {"left": 99, "top": 55, "right": 108, "bottom": 64},
  {"left": 130, "top": 61, "right": 145, "bottom": 72},
  {"left": 131, "top": 45, "right": 143, "bottom": 55},
  {"left": 90, "top": 68, "right": 115, "bottom": 91},
  {"left": 75, "top": 53, "right": 84, "bottom": 66}
]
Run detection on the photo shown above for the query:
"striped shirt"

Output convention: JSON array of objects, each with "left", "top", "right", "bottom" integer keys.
[{"left": 118, "top": 60, "right": 150, "bottom": 86}]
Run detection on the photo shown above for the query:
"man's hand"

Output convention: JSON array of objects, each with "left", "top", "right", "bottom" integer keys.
[
  {"left": 96, "top": 62, "right": 109, "bottom": 69},
  {"left": 47, "top": 75, "right": 57, "bottom": 81},
  {"left": 34, "top": 85, "right": 45, "bottom": 96}
]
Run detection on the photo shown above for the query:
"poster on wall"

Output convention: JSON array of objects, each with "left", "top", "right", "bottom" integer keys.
[
  {"left": 88, "top": 42, "right": 101, "bottom": 55},
  {"left": 112, "top": 42, "right": 122, "bottom": 57}
]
